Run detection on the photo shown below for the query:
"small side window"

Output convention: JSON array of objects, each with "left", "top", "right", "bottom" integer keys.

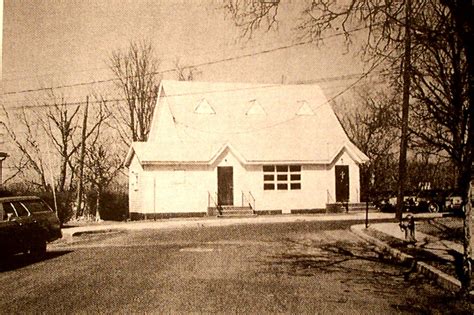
[
  {"left": 21, "top": 200, "right": 52, "bottom": 213},
  {"left": 11, "top": 202, "right": 29, "bottom": 217},
  {"left": 3, "top": 202, "right": 17, "bottom": 220}
]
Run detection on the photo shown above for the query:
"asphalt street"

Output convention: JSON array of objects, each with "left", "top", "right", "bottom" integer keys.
[{"left": 0, "top": 220, "right": 471, "bottom": 314}]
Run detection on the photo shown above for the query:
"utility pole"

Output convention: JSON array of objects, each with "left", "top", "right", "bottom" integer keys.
[
  {"left": 75, "top": 96, "right": 89, "bottom": 218},
  {"left": 396, "top": 0, "right": 412, "bottom": 221},
  {"left": 0, "top": 152, "right": 8, "bottom": 189}
]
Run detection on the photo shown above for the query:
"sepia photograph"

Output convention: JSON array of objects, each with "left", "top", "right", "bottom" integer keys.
[{"left": 1, "top": 0, "right": 473, "bottom": 313}]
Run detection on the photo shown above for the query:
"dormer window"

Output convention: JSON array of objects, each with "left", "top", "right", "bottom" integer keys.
[
  {"left": 194, "top": 98, "right": 215, "bottom": 114},
  {"left": 296, "top": 100, "right": 314, "bottom": 116},
  {"left": 246, "top": 100, "right": 266, "bottom": 115}
]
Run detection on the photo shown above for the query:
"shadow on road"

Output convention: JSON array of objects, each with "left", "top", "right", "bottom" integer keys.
[{"left": 0, "top": 250, "right": 72, "bottom": 272}]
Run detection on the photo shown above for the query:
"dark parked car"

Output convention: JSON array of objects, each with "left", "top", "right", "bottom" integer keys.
[
  {"left": 444, "top": 191, "right": 463, "bottom": 212},
  {"left": 404, "top": 190, "right": 445, "bottom": 213},
  {"left": 376, "top": 195, "right": 397, "bottom": 213},
  {"left": 0, "top": 196, "right": 62, "bottom": 258},
  {"left": 377, "top": 190, "right": 446, "bottom": 213}
]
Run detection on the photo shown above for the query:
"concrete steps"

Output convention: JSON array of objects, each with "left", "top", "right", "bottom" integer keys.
[{"left": 208, "top": 206, "right": 256, "bottom": 217}]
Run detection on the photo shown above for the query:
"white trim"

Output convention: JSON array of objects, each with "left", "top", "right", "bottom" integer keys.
[{"left": 138, "top": 143, "right": 368, "bottom": 166}]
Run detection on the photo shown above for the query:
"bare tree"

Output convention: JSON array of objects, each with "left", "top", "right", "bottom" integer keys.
[
  {"left": 408, "top": 3, "right": 468, "bottom": 181},
  {"left": 74, "top": 95, "right": 111, "bottom": 218},
  {"left": 40, "top": 91, "right": 81, "bottom": 192},
  {"left": 40, "top": 91, "right": 110, "bottom": 193},
  {"left": 223, "top": 0, "right": 473, "bottom": 293},
  {"left": 224, "top": 0, "right": 280, "bottom": 39},
  {"left": 1, "top": 106, "right": 50, "bottom": 190},
  {"left": 407, "top": 2, "right": 473, "bottom": 292},
  {"left": 174, "top": 57, "right": 201, "bottom": 81},
  {"left": 335, "top": 87, "right": 399, "bottom": 199},
  {"left": 109, "top": 40, "right": 161, "bottom": 144},
  {"left": 83, "top": 138, "right": 123, "bottom": 221}
]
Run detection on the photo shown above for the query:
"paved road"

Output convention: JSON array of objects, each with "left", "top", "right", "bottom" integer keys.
[{"left": 0, "top": 220, "right": 471, "bottom": 314}]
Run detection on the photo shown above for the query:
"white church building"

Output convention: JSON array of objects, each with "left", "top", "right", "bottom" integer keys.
[{"left": 125, "top": 80, "right": 369, "bottom": 219}]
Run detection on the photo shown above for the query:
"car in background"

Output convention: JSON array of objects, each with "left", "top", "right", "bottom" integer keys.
[
  {"left": 378, "top": 190, "right": 447, "bottom": 213},
  {"left": 0, "top": 196, "right": 62, "bottom": 258},
  {"left": 372, "top": 190, "right": 397, "bottom": 213},
  {"left": 376, "top": 195, "right": 397, "bottom": 213},
  {"left": 406, "top": 189, "right": 446, "bottom": 213},
  {"left": 445, "top": 192, "right": 462, "bottom": 212}
]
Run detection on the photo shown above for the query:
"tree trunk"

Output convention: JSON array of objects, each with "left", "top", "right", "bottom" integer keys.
[
  {"left": 460, "top": 179, "right": 472, "bottom": 293},
  {"left": 458, "top": 4, "right": 473, "bottom": 296},
  {"left": 95, "top": 188, "right": 101, "bottom": 222},
  {"left": 58, "top": 156, "right": 67, "bottom": 192}
]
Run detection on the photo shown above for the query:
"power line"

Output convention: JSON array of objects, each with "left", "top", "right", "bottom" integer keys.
[
  {"left": 1, "top": 60, "right": 388, "bottom": 141},
  {"left": 2, "top": 69, "right": 385, "bottom": 112},
  {"left": 2, "top": 34, "right": 328, "bottom": 83},
  {"left": 2, "top": 71, "right": 379, "bottom": 107},
  {"left": 2, "top": 25, "right": 371, "bottom": 97}
]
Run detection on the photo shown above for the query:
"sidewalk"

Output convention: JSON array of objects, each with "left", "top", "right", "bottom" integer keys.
[
  {"left": 351, "top": 214, "right": 474, "bottom": 299},
  {"left": 61, "top": 211, "right": 401, "bottom": 240}
]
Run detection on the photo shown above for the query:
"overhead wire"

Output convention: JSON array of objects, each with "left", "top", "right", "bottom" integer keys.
[
  {"left": 2, "top": 25, "right": 372, "bottom": 97},
  {"left": 1, "top": 57, "right": 390, "bottom": 140},
  {"left": 2, "top": 67, "right": 387, "bottom": 111}
]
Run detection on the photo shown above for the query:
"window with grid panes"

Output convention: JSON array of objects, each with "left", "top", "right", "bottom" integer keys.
[{"left": 263, "top": 165, "right": 301, "bottom": 190}]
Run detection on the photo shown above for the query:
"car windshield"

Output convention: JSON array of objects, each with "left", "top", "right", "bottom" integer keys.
[{"left": 21, "top": 200, "right": 52, "bottom": 213}]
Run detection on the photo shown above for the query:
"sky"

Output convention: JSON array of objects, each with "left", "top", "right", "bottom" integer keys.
[
  {"left": 0, "top": 0, "right": 375, "bottom": 182},
  {"left": 2, "top": 1, "right": 369, "bottom": 105}
]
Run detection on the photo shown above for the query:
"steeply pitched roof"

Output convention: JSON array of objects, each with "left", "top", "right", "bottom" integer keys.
[{"left": 125, "top": 80, "right": 369, "bottom": 166}]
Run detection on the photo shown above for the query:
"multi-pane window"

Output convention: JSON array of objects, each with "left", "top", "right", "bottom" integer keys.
[{"left": 263, "top": 165, "right": 301, "bottom": 190}]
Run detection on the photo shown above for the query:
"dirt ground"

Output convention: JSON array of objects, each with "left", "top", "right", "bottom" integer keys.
[{"left": 415, "top": 217, "right": 466, "bottom": 243}]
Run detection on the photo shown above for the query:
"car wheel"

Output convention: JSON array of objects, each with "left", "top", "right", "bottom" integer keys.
[
  {"left": 30, "top": 240, "right": 47, "bottom": 258},
  {"left": 428, "top": 203, "right": 439, "bottom": 213}
]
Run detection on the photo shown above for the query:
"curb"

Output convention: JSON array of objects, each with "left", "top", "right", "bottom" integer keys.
[
  {"left": 350, "top": 224, "right": 414, "bottom": 264},
  {"left": 71, "top": 229, "right": 125, "bottom": 237},
  {"left": 61, "top": 212, "right": 401, "bottom": 240},
  {"left": 351, "top": 224, "right": 474, "bottom": 300}
]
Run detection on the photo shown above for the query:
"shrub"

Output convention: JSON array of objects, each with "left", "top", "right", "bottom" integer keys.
[
  {"left": 38, "top": 191, "right": 75, "bottom": 225},
  {"left": 86, "top": 190, "right": 129, "bottom": 221}
]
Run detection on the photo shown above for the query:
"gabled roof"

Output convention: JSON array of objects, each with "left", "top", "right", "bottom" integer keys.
[{"left": 125, "top": 80, "right": 369, "bottom": 167}]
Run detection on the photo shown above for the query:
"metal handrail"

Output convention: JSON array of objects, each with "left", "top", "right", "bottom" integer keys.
[
  {"left": 208, "top": 191, "right": 221, "bottom": 215},
  {"left": 327, "top": 190, "right": 335, "bottom": 203},
  {"left": 248, "top": 191, "right": 255, "bottom": 210},
  {"left": 241, "top": 190, "right": 256, "bottom": 210}
]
